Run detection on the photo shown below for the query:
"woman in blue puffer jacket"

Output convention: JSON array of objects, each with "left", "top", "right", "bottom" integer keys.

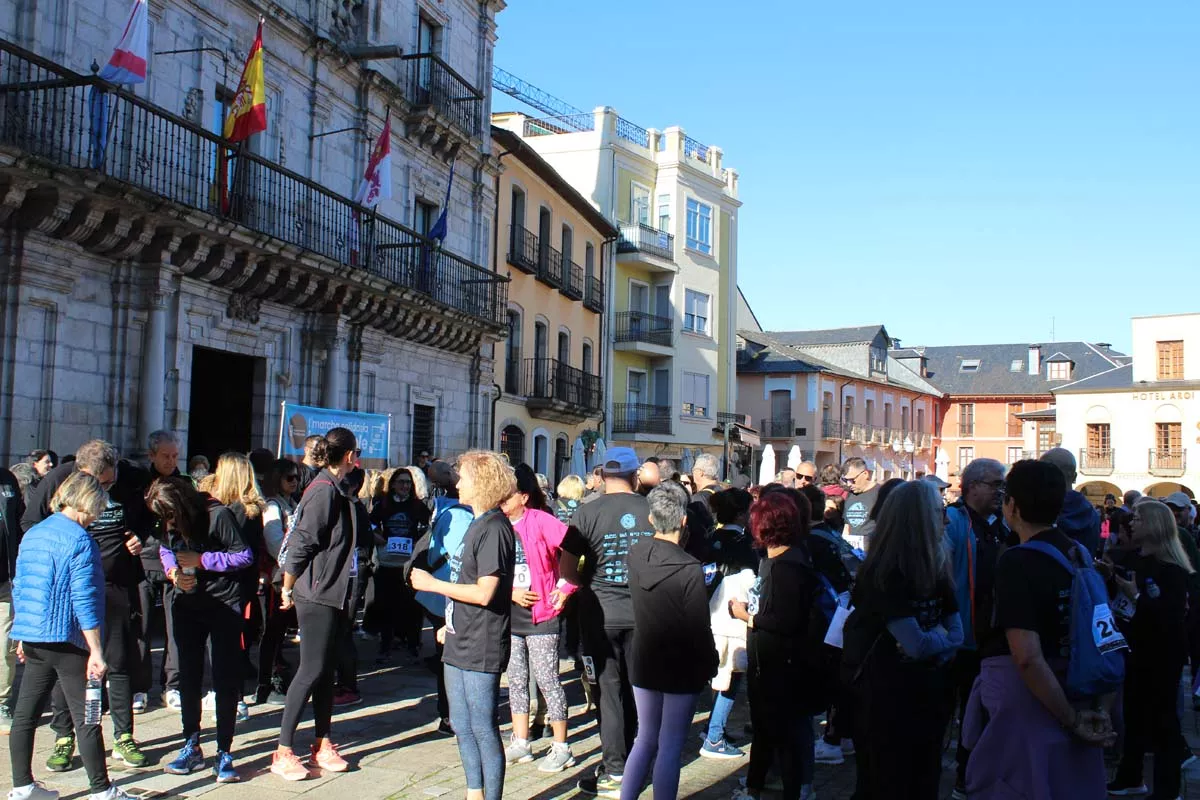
[{"left": 9, "top": 471, "right": 131, "bottom": 800}]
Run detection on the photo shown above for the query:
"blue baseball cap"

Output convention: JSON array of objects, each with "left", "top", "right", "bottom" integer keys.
[{"left": 602, "top": 447, "right": 641, "bottom": 477}]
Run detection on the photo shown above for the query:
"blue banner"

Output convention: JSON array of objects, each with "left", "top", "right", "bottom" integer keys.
[{"left": 278, "top": 402, "right": 391, "bottom": 467}]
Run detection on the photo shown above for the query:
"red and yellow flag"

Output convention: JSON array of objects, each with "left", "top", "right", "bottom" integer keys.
[{"left": 224, "top": 18, "right": 266, "bottom": 142}]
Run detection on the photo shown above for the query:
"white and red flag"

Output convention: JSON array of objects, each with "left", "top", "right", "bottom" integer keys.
[
  {"left": 355, "top": 109, "right": 393, "bottom": 209},
  {"left": 99, "top": 0, "right": 148, "bottom": 84}
]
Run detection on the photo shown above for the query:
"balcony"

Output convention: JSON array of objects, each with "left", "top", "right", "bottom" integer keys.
[
  {"left": 536, "top": 246, "right": 564, "bottom": 289},
  {"left": 560, "top": 259, "right": 584, "bottom": 300},
  {"left": 763, "top": 418, "right": 795, "bottom": 439},
  {"left": 401, "top": 53, "right": 483, "bottom": 155},
  {"left": 0, "top": 41, "right": 507, "bottom": 338},
  {"left": 822, "top": 419, "right": 843, "bottom": 439},
  {"left": 717, "top": 412, "right": 748, "bottom": 425},
  {"left": 1149, "top": 449, "right": 1186, "bottom": 478},
  {"left": 521, "top": 358, "right": 602, "bottom": 424},
  {"left": 1079, "top": 448, "right": 1114, "bottom": 476},
  {"left": 508, "top": 226, "right": 538, "bottom": 273},
  {"left": 614, "top": 311, "right": 673, "bottom": 355},
  {"left": 613, "top": 403, "right": 672, "bottom": 437},
  {"left": 584, "top": 275, "right": 604, "bottom": 314},
  {"left": 617, "top": 222, "right": 676, "bottom": 270},
  {"left": 866, "top": 426, "right": 885, "bottom": 445},
  {"left": 917, "top": 433, "right": 932, "bottom": 450},
  {"left": 844, "top": 423, "right": 866, "bottom": 443}
]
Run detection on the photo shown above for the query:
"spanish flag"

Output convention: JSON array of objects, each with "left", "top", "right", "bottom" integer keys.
[{"left": 224, "top": 18, "right": 267, "bottom": 142}]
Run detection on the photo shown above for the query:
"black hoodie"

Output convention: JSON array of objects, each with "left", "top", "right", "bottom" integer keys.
[
  {"left": 0, "top": 468, "right": 24, "bottom": 584},
  {"left": 627, "top": 536, "right": 718, "bottom": 694}
]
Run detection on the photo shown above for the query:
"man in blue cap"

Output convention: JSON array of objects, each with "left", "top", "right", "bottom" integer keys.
[{"left": 559, "top": 447, "right": 654, "bottom": 798}]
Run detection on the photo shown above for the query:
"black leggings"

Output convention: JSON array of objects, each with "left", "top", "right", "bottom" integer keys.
[
  {"left": 280, "top": 600, "right": 349, "bottom": 749},
  {"left": 10, "top": 643, "right": 110, "bottom": 794},
  {"left": 173, "top": 598, "right": 244, "bottom": 752},
  {"left": 258, "top": 584, "right": 296, "bottom": 694}
]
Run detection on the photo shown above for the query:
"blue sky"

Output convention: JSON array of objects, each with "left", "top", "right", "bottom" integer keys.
[{"left": 492, "top": 1, "right": 1200, "bottom": 353}]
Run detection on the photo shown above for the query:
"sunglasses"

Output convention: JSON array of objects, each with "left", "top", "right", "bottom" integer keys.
[
  {"left": 842, "top": 471, "right": 866, "bottom": 484},
  {"left": 353, "top": 449, "right": 362, "bottom": 458},
  {"left": 797, "top": 474, "right": 814, "bottom": 483}
]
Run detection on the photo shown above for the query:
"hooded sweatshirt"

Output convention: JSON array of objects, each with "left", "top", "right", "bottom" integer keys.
[
  {"left": 627, "top": 536, "right": 718, "bottom": 694},
  {"left": 1056, "top": 490, "right": 1101, "bottom": 558}
]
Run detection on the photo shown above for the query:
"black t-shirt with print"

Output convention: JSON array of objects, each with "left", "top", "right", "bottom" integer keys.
[
  {"left": 562, "top": 492, "right": 654, "bottom": 630},
  {"left": 843, "top": 486, "right": 879, "bottom": 546},
  {"left": 847, "top": 575, "right": 958, "bottom": 674},
  {"left": 443, "top": 509, "right": 516, "bottom": 674},
  {"left": 983, "top": 528, "right": 1074, "bottom": 661},
  {"left": 510, "top": 532, "right": 558, "bottom": 637}
]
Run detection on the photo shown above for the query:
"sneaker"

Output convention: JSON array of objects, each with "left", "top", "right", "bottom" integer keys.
[
  {"left": 131, "top": 693, "right": 147, "bottom": 714},
  {"left": 213, "top": 751, "right": 240, "bottom": 783},
  {"left": 436, "top": 718, "right": 454, "bottom": 737},
  {"left": 271, "top": 749, "right": 309, "bottom": 781},
  {"left": 164, "top": 735, "right": 204, "bottom": 775},
  {"left": 577, "top": 774, "right": 622, "bottom": 799},
  {"left": 538, "top": 743, "right": 576, "bottom": 773},
  {"left": 813, "top": 739, "right": 845, "bottom": 765},
  {"left": 88, "top": 787, "right": 134, "bottom": 800},
  {"left": 951, "top": 786, "right": 967, "bottom": 800},
  {"left": 505, "top": 736, "right": 534, "bottom": 765},
  {"left": 111, "top": 734, "right": 147, "bottom": 768},
  {"left": 700, "top": 738, "right": 744, "bottom": 759},
  {"left": 841, "top": 738, "right": 856, "bottom": 756},
  {"left": 332, "top": 689, "right": 362, "bottom": 707},
  {"left": 201, "top": 691, "right": 216, "bottom": 711},
  {"left": 7, "top": 782, "right": 58, "bottom": 800},
  {"left": 163, "top": 690, "right": 181, "bottom": 710},
  {"left": 1181, "top": 753, "right": 1198, "bottom": 770},
  {"left": 0, "top": 705, "right": 12, "bottom": 734},
  {"left": 1105, "top": 780, "right": 1148, "bottom": 796},
  {"left": 45, "top": 736, "right": 75, "bottom": 772},
  {"left": 235, "top": 701, "right": 249, "bottom": 722},
  {"left": 308, "top": 741, "right": 348, "bottom": 773}
]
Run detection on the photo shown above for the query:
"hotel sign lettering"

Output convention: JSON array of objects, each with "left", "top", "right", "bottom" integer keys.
[{"left": 1131, "top": 391, "right": 1194, "bottom": 401}]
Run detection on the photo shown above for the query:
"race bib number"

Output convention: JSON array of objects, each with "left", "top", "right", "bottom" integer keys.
[
  {"left": 444, "top": 600, "right": 456, "bottom": 635},
  {"left": 386, "top": 537, "right": 413, "bottom": 556},
  {"left": 581, "top": 655, "right": 597, "bottom": 684},
  {"left": 1111, "top": 591, "right": 1135, "bottom": 621},
  {"left": 514, "top": 563, "right": 532, "bottom": 588},
  {"left": 1092, "top": 603, "right": 1127, "bottom": 654}
]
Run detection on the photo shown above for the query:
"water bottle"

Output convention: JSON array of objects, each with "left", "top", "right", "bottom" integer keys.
[
  {"left": 182, "top": 566, "right": 197, "bottom": 594},
  {"left": 84, "top": 677, "right": 102, "bottom": 726},
  {"left": 1146, "top": 577, "right": 1160, "bottom": 600}
]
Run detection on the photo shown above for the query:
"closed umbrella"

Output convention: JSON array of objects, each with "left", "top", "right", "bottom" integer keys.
[
  {"left": 787, "top": 445, "right": 803, "bottom": 471},
  {"left": 589, "top": 438, "right": 607, "bottom": 472},
  {"left": 571, "top": 437, "right": 587, "bottom": 477},
  {"left": 758, "top": 446, "right": 776, "bottom": 486},
  {"left": 935, "top": 447, "right": 950, "bottom": 481},
  {"left": 680, "top": 448, "right": 695, "bottom": 476}
]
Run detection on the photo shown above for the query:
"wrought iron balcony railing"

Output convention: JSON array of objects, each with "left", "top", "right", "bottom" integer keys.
[
  {"left": 822, "top": 419, "right": 842, "bottom": 439},
  {"left": 584, "top": 275, "right": 604, "bottom": 314},
  {"left": 0, "top": 41, "right": 505, "bottom": 327},
  {"left": 717, "top": 412, "right": 748, "bottom": 425},
  {"left": 1079, "top": 448, "right": 1114, "bottom": 476},
  {"left": 764, "top": 418, "right": 794, "bottom": 438},
  {"left": 503, "top": 349, "right": 521, "bottom": 395},
  {"left": 613, "top": 403, "right": 672, "bottom": 436},
  {"left": 561, "top": 259, "right": 584, "bottom": 300},
  {"left": 844, "top": 423, "right": 866, "bottom": 443},
  {"left": 508, "top": 225, "right": 538, "bottom": 273},
  {"left": 537, "top": 245, "right": 564, "bottom": 289},
  {"left": 1149, "top": 449, "right": 1186, "bottom": 477},
  {"left": 521, "top": 358, "right": 601, "bottom": 412},
  {"left": 617, "top": 222, "right": 674, "bottom": 261},
  {"left": 402, "top": 53, "right": 483, "bottom": 138},
  {"left": 614, "top": 312, "right": 673, "bottom": 347}
]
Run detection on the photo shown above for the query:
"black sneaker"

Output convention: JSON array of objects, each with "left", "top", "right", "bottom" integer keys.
[{"left": 436, "top": 718, "right": 454, "bottom": 737}]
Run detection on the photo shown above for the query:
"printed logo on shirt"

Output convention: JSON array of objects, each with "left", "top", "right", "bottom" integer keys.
[
  {"left": 844, "top": 500, "right": 869, "bottom": 529},
  {"left": 747, "top": 576, "right": 763, "bottom": 616},
  {"left": 620, "top": 513, "right": 636, "bottom": 530}
]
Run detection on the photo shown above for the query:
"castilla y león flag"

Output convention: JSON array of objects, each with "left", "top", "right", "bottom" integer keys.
[
  {"left": 354, "top": 110, "right": 393, "bottom": 209},
  {"left": 224, "top": 18, "right": 267, "bottom": 142}
]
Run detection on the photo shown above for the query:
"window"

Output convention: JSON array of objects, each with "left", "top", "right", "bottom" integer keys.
[
  {"left": 1036, "top": 421, "right": 1056, "bottom": 457},
  {"left": 958, "top": 403, "right": 975, "bottom": 437},
  {"left": 959, "top": 359, "right": 981, "bottom": 373},
  {"left": 1007, "top": 402, "right": 1024, "bottom": 437},
  {"left": 883, "top": 402, "right": 892, "bottom": 430},
  {"left": 557, "top": 331, "right": 570, "bottom": 364},
  {"left": 1087, "top": 423, "right": 1111, "bottom": 453},
  {"left": 504, "top": 310, "right": 521, "bottom": 394},
  {"left": 1048, "top": 361, "right": 1071, "bottom": 381},
  {"left": 533, "top": 434, "right": 548, "bottom": 475},
  {"left": 865, "top": 399, "right": 875, "bottom": 427},
  {"left": 1010, "top": 359, "right": 1023, "bottom": 372},
  {"left": 685, "top": 198, "right": 712, "bottom": 254},
  {"left": 683, "top": 289, "right": 710, "bottom": 335},
  {"left": 211, "top": 87, "right": 235, "bottom": 194},
  {"left": 916, "top": 408, "right": 925, "bottom": 434},
  {"left": 654, "top": 368, "right": 670, "bottom": 408},
  {"left": 412, "top": 404, "right": 436, "bottom": 460},
  {"left": 1006, "top": 446, "right": 1023, "bottom": 465},
  {"left": 1158, "top": 340, "right": 1184, "bottom": 381},
  {"left": 870, "top": 347, "right": 887, "bottom": 375},
  {"left": 843, "top": 396, "right": 855, "bottom": 426},
  {"left": 1157, "top": 422, "right": 1182, "bottom": 453},
  {"left": 682, "top": 372, "right": 710, "bottom": 417},
  {"left": 958, "top": 446, "right": 975, "bottom": 470},
  {"left": 901, "top": 406, "right": 910, "bottom": 433},
  {"left": 500, "top": 425, "right": 525, "bottom": 465},
  {"left": 584, "top": 242, "right": 595, "bottom": 282},
  {"left": 362, "top": 373, "right": 376, "bottom": 413},
  {"left": 657, "top": 193, "right": 671, "bottom": 231},
  {"left": 510, "top": 186, "right": 525, "bottom": 229},
  {"left": 581, "top": 342, "right": 592, "bottom": 374},
  {"left": 631, "top": 182, "right": 651, "bottom": 225},
  {"left": 627, "top": 370, "right": 646, "bottom": 405},
  {"left": 415, "top": 199, "right": 438, "bottom": 238},
  {"left": 417, "top": 14, "right": 442, "bottom": 55},
  {"left": 822, "top": 392, "right": 833, "bottom": 423}
]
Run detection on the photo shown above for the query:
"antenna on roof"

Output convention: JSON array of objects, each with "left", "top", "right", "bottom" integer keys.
[{"left": 1050, "top": 317, "right": 1055, "bottom": 342}]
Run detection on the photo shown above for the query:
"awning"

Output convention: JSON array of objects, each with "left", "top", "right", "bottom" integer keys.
[{"left": 712, "top": 422, "right": 760, "bottom": 448}]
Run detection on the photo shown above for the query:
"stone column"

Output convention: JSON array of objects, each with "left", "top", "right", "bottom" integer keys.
[
  {"left": 139, "top": 269, "right": 175, "bottom": 443},
  {"left": 321, "top": 317, "right": 347, "bottom": 410}
]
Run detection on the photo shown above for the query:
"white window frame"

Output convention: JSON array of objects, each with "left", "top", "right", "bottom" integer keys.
[
  {"left": 683, "top": 289, "right": 710, "bottom": 335},
  {"left": 1006, "top": 446, "right": 1023, "bottom": 465},
  {"left": 631, "top": 181, "right": 652, "bottom": 226},
  {"left": 657, "top": 193, "right": 671, "bottom": 232},
  {"left": 681, "top": 371, "right": 710, "bottom": 418},
  {"left": 627, "top": 368, "right": 648, "bottom": 405},
  {"left": 958, "top": 446, "right": 975, "bottom": 470},
  {"left": 685, "top": 197, "right": 712, "bottom": 254},
  {"left": 628, "top": 278, "right": 650, "bottom": 314}
]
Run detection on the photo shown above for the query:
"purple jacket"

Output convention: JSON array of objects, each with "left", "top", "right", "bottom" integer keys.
[{"left": 964, "top": 656, "right": 1106, "bottom": 799}]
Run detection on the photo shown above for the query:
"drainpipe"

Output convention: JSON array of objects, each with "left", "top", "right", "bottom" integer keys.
[
  {"left": 489, "top": 382, "right": 502, "bottom": 448},
  {"left": 601, "top": 233, "right": 618, "bottom": 443},
  {"left": 467, "top": 349, "right": 482, "bottom": 448}
]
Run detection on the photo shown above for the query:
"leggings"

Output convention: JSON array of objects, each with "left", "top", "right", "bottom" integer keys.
[
  {"left": 257, "top": 584, "right": 296, "bottom": 693},
  {"left": 445, "top": 663, "right": 504, "bottom": 800},
  {"left": 280, "top": 600, "right": 347, "bottom": 749},
  {"left": 620, "top": 688, "right": 698, "bottom": 800},
  {"left": 173, "top": 598, "right": 243, "bottom": 752},
  {"left": 10, "top": 643, "right": 111, "bottom": 794},
  {"left": 507, "top": 633, "right": 567, "bottom": 723}
]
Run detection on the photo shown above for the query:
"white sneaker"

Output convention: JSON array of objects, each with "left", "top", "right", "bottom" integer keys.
[
  {"left": 813, "top": 739, "right": 845, "bottom": 765},
  {"left": 164, "top": 689, "right": 182, "bottom": 710},
  {"left": 201, "top": 691, "right": 216, "bottom": 711},
  {"left": 131, "top": 693, "right": 148, "bottom": 714},
  {"left": 89, "top": 786, "right": 133, "bottom": 800},
  {"left": 9, "top": 783, "right": 59, "bottom": 800}
]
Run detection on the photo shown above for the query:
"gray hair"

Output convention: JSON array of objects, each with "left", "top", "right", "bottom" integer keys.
[
  {"left": 427, "top": 459, "right": 457, "bottom": 489},
  {"left": 1039, "top": 447, "right": 1077, "bottom": 486},
  {"left": 647, "top": 482, "right": 689, "bottom": 534},
  {"left": 74, "top": 439, "right": 117, "bottom": 477},
  {"left": 693, "top": 453, "right": 719, "bottom": 480},
  {"left": 147, "top": 430, "right": 180, "bottom": 455},
  {"left": 961, "top": 458, "right": 1005, "bottom": 492}
]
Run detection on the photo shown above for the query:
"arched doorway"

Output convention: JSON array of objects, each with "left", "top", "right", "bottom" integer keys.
[
  {"left": 500, "top": 425, "right": 525, "bottom": 466},
  {"left": 1077, "top": 481, "right": 1123, "bottom": 506},
  {"left": 1145, "top": 482, "right": 1195, "bottom": 499}
]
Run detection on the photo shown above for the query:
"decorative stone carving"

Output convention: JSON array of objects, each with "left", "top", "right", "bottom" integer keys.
[
  {"left": 227, "top": 292, "right": 262, "bottom": 325},
  {"left": 183, "top": 88, "right": 203, "bottom": 123},
  {"left": 330, "top": 0, "right": 364, "bottom": 44}
]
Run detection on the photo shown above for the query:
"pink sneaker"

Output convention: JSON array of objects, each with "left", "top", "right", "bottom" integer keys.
[
  {"left": 309, "top": 741, "right": 348, "bottom": 773},
  {"left": 270, "top": 749, "right": 309, "bottom": 781}
]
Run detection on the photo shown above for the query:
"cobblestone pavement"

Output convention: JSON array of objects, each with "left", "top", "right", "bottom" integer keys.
[{"left": 4, "top": 634, "right": 1200, "bottom": 799}]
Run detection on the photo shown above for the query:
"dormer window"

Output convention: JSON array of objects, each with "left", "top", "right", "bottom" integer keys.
[
  {"left": 1048, "top": 361, "right": 1071, "bottom": 381},
  {"left": 959, "top": 359, "right": 981, "bottom": 373}
]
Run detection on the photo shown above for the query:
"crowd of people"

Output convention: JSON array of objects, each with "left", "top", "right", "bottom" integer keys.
[{"left": 0, "top": 435, "right": 1198, "bottom": 800}]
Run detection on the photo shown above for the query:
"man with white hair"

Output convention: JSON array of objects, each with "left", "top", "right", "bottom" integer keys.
[
  {"left": 685, "top": 454, "right": 721, "bottom": 560},
  {"left": 775, "top": 468, "right": 797, "bottom": 489},
  {"left": 690, "top": 454, "right": 722, "bottom": 512},
  {"left": 1039, "top": 448, "right": 1101, "bottom": 556},
  {"left": 138, "top": 430, "right": 183, "bottom": 713}
]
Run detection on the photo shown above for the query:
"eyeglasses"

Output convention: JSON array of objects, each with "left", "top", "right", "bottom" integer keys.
[
  {"left": 797, "top": 474, "right": 815, "bottom": 483},
  {"left": 842, "top": 471, "right": 866, "bottom": 484}
]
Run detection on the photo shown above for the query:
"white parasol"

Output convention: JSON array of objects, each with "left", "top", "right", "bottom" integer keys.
[
  {"left": 758, "top": 446, "right": 776, "bottom": 486},
  {"left": 571, "top": 437, "right": 587, "bottom": 477},
  {"left": 935, "top": 447, "right": 950, "bottom": 481},
  {"left": 787, "top": 445, "right": 803, "bottom": 471}
]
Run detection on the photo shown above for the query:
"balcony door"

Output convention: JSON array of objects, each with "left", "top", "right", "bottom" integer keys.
[
  {"left": 538, "top": 207, "right": 552, "bottom": 271},
  {"left": 629, "top": 281, "right": 649, "bottom": 336},
  {"left": 534, "top": 322, "right": 548, "bottom": 397},
  {"left": 628, "top": 370, "right": 646, "bottom": 407},
  {"left": 510, "top": 187, "right": 526, "bottom": 255},
  {"left": 505, "top": 310, "right": 521, "bottom": 395},
  {"left": 654, "top": 283, "right": 672, "bottom": 327},
  {"left": 653, "top": 368, "right": 670, "bottom": 411},
  {"left": 770, "top": 390, "right": 791, "bottom": 437},
  {"left": 556, "top": 332, "right": 571, "bottom": 402}
]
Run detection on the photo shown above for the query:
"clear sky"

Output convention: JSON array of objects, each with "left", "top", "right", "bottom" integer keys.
[{"left": 492, "top": 1, "right": 1200, "bottom": 354}]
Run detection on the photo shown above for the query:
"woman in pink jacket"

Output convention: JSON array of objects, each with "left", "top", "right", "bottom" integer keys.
[{"left": 501, "top": 465, "right": 577, "bottom": 773}]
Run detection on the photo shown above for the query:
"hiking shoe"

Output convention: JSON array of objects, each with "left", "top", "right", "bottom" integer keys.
[
  {"left": 538, "top": 743, "right": 575, "bottom": 773},
  {"left": 505, "top": 736, "right": 533, "bottom": 764},
  {"left": 163, "top": 690, "right": 181, "bottom": 710},
  {"left": 332, "top": 689, "right": 362, "bottom": 707},
  {"left": 213, "top": 751, "right": 240, "bottom": 783},
  {"left": 308, "top": 741, "right": 348, "bottom": 773},
  {"left": 131, "top": 693, "right": 148, "bottom": 714},
  {"left": 700, "top": 738, "right": 744, "bottom": 759},
  {"left": 0, "top": 705, "right": 12, "bottom": 734},
  {"left": 111, "top": 734, "right": 147, "bottom": 768},
  {"left": 271, "top": 749, "right": 309, "bottom": 781},
  {"left": 45, "top": 736, "right": 75, "bottom": 772},
  {"left": 813, "top": 739, "right": 845, "bottom": 765},
  {"left": 164, "top": 735, "right": 204, "bottom": 775},
  {"left": 7, "top": 782, "right": 58, "bottom": 800},
  {"left": 577, "top": 774, "right": 622, "bottom": 799},
  {"left": 1105, "top": 780, "right": 1148, "bottom": 796}
]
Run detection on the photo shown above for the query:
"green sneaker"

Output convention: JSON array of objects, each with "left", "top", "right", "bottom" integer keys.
[
  {"left": 46, "top": 735, "right": 75, "bottom": 772},
  {"left": 112, "top": 733, "right": 148, "bottom": 768}
]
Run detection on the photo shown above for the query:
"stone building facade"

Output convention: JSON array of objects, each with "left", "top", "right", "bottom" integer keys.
[{"left": 0, "top": 0, "right": 508, "bottom": 466}]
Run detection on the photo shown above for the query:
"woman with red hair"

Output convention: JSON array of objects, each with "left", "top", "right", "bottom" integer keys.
[{"left": 730, "top": 491, "right": 819, "bottom": 800}]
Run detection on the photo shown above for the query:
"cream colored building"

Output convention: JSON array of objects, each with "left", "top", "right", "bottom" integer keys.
[
  {"left": 491, "top": 126, "right": 615, "bottom": 482},
  {"left": 492, "top": 108, "right": 740, "bottom": 463}
]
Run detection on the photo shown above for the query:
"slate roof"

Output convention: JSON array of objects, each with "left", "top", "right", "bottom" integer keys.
[
  {"left": 767, "top": 325, "right": 886, "bottom": 347},
  {"left": 890, "top": 342, "right": 1125, "bottom": 396},
  {"left": 1053, "top": 363, "right": 1200, "bottom": 395}
]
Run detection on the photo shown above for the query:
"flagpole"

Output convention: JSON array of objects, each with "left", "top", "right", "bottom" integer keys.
[{"left": 367, "top": 107, "right": 389, "bottom": 272}]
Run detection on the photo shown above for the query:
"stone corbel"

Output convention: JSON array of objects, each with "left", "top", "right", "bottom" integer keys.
[
  {"left": 172, "top": 234, "right": 214, "bottom": 273},
  {"left": 0, "top": 177, "right": 37, "bottom": 226},
  {"left": 104, "top": 217, "right": 157, "bottom": 261},
  {"left": 15, "top": 185, "right": 85, "bottom": 237}
]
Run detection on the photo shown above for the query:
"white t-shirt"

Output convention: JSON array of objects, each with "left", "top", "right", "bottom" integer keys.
[{"left": 709, "top": 568, "right": 756, "bottom": 641}]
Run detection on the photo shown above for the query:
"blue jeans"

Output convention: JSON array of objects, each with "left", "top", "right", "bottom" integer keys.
[
  {"left": 707, "top": 672, "right": 743, "bottom": 744},
  {"left": 444, "top": 664, "right": 504, "bottom": 800},
  {"left": 621, "top": 687, "right": 699, "bottom": 800}
]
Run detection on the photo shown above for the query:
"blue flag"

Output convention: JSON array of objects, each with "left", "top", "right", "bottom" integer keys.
[{"left": 426, "top": 160, "right": 455, "bottom": 242}]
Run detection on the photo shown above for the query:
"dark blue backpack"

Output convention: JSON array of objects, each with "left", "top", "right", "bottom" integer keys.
[{"left": 1018, "top": 540, "right": 1127, "bottom": 699}]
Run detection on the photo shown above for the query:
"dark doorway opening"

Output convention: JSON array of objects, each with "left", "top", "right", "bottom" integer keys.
[{"left": 188, "top": 346, "right": 258, "bottom": 465}]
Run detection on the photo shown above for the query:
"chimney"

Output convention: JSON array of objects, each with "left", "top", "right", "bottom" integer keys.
[
  {"left": 1028, "top": 345, "right": 1041, "bottom": 376},
  {"left": 891, "top": 337, "right": 902, "bottom": 349}
]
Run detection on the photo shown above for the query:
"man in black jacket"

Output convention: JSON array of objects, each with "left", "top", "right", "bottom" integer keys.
[
  {"left": 22, "top": 439, "right": 151, "bottom": 770},
  {"left": 137, "top": 430, "right": 183, "bottom": 712},
  {"left": 0, "top": 465, "right": 24, "bottom": 732}
]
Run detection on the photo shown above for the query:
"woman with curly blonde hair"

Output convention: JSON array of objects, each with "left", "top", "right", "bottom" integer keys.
[{"left": 411, "top": 451, "right": 516, "bottom": 800}]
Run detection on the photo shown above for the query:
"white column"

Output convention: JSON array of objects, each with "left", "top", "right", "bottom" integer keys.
[{"left": 321, "top": 320, "right": 346, "bottom": 410}]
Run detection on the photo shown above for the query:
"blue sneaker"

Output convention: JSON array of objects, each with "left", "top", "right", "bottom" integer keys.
[
  {"left": 213, "top": 751, "right": 240, "bottom": 783},
  {"left": 164, "top": 734, "right": 204, "bottom": 774},
  {"left": 699, "top": 737, "right": 744, "bottom": 759}
]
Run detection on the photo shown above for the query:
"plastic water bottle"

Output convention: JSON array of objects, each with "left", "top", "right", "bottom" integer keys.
[
  {"left": 182, "top": 566, "right": 197, "bottom": 594},
  {"left": 84, "top": 677, "right": 102, "bottom": 726}
]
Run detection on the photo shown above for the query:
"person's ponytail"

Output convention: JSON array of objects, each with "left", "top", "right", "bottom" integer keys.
[{"left": 313, "top": 427, "right": 357, "bottom": 469}]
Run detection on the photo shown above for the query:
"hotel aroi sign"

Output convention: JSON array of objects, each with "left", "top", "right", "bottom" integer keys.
[{"left": 1131, "top": 391, "right": 1195, "bottom": 401}]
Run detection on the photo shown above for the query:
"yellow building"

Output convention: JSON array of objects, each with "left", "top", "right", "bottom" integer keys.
[{"left": 492, "top": 126, "right": 617, "bottom": 482}]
